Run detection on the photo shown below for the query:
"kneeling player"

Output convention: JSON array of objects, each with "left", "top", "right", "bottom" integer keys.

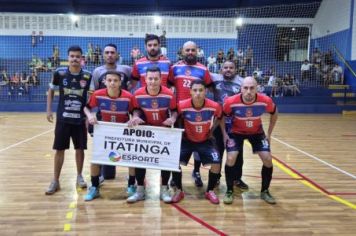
[{"left": 171, "top": 80, "right": 222, "bottom": 204}]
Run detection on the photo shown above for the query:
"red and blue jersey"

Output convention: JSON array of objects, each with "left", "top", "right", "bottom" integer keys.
[
  {"left": 223, "top": 93, "right": 276, "bottom": 135},
  {"left": 169, "top": 61, "right": 212, "bottom": 102},
  {"left": 132, "top": 55, "right": 171, "bottom": 87},
  {"left": 132, "top": 86, "right": 176, "bottom": 126},
  {"left": 178, "top": 98, "right": 222, "bottom": 142},
  {"left": 87, "top": 88, "right": 132, "bottom": 123}
]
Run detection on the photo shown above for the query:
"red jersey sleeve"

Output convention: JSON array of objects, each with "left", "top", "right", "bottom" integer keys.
[
  {"left": 204, "top": 69, "right": 212, "bottom": 86},
  {"left": 215, "top": 103, "right": 222, "bottom": 119},
  {"left": 168, "top": 66, "right": 174, "bottom": 85},
  {"left": 131, "top": 63, "right": 140, "bottom": 81},
  {"left": 131, "top": 94, "right": 139, "bottom": 109},
  {"left": 87, "top": 92, "right": 98, "bottom": 108},
  {"left": 223, "top": 97, "right": 233, "bottom": 116},
  {"left": 264, "top": 95, "right": 276, "bottom": 113}
]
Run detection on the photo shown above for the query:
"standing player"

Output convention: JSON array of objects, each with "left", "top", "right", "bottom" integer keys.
[
  {"left": 211, "top": 60, "right": 248, "bottom": 190},
  {"left": 127, "top": 67, "right": 177, "bottom": 203},
  {"left": 223, "top": 76, "right": 278, "bottom": 204},
  {"left": 171, "top": 80, "right": 222, "bottom": 204},
  {"left": 89, "top": 43, "right": 133, "bottom": 183},
  {"left": 130, "top": 34, "right": 171, "bottom": 89},
  {"left": 169, "top": 41, "right": 212, "bottom": 187},
  {"left": 45, "top": 45, "right": 91, "bottom": 195},
  {"left": 83, "top": 71, "right": 133, "bottom": 201}
]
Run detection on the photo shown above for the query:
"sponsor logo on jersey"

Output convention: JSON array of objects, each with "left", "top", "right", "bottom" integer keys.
[
  {"left": 83, "top": 74, "right": 90, "bottom": 80},
  {"left": 80, "top": 80, "right": 87, "bottom": 88}
]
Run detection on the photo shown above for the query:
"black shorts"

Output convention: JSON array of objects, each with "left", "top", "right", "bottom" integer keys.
[
  {"left": 180, "top": 138, "right": 220, "bottom": 166},
  {"left": 226, "top": 133, "right": 270, "bottom": 153},
  {"left": 53, "top": 121, "right": 87, "bottom": 150}
]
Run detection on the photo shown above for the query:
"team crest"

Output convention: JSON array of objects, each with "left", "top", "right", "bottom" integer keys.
[
  {"left": 151, "top": 99, "right": 159, "bottom": 109},
  {"left": 59, "top": 71, "right": 66, "bottom": 76},
  {"left": 195, "top": 113, "right": 202, "bottom": 122},
  {"left": 110, "top": 102, "right": 117, "bottom": 111},
  {"left": 79, "top": 80, "right": 87, "bottom": 88},
  {"left": 245, "top": 108, "right": 253, "bottom": 117},
  {"left": 185, "top": 68, "right": 191, "bottom": 76}
]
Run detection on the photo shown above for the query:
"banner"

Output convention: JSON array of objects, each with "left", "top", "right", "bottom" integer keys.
[{"left": 92, "top": 121, "right": 183, "bottom": 172}]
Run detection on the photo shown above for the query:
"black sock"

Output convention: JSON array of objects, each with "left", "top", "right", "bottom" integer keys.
[
  {"left": 225, "top": 165, "right": 235, "bottom": 192},
  {"left": 135, "top": 168, "right": 146, "bottom": 186},
  {"left": 128, "top": 175, "right": 136, "bottom": 186},
  {"left": 161, "top": 170, "right": 171, "bottom": 186},
  {"left": 172, "top": 167, "right": 182, "bottom": 190},
  {"left": 207, "top": 171, "right": 219, "bottom": 191},
  {"left": 234, "top": 151, "right": 244, "bottom": 181},
  {"left": 194, "top": 158, "right": 201, "bottom": 173},
  {"left": 261, "top": 165, "right": 273, "bottom": 192},
  {"left": 91, "top": 175, "right": 100, "bottom": 188}
]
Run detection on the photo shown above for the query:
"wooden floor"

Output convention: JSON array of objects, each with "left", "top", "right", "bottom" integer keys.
[{"left": 1, "top": 113, "right": 356, "bottom": 235}]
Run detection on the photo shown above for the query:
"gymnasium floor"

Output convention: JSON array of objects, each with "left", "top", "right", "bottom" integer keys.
[{"left": 0, "top": 113, "right": 355, "bottom": 235}]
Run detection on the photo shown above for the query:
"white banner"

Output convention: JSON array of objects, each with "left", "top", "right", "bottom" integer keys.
[{"left": 92, "top": 121, "right": 183, "bottom": 172}]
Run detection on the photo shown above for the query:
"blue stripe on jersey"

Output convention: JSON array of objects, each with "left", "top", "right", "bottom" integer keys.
[
  {"left": 183, "top": 110, "right": 214, "bottom": 122},
  {"left": 137, "top": 62, "right": 170, "bottom": 75},
  {"left": 97, "top": 98, "right": 130, "bottom": 112},
  {"left": 137, "top": 96, "right": 171, "bottom": 109},
  {"left": 173, "top": 65, "right": 205, "bottom": 79},
  {"left": 232, "top": 105, "right": 266, "bottom": 118}
]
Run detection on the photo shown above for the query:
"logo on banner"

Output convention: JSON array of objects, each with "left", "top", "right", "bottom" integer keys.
[{"left": 108, "top": 151, "right": 121, "bottom": 162}]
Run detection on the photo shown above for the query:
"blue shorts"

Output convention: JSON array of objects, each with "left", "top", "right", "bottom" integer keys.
[
  {"left": 226, "top": 133, "right": 270, "bottom": 153},
  {"left": 180, "top": 138, "right": 220, "bottom": 166}
]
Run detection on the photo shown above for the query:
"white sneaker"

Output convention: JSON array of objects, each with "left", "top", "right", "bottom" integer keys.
[
  {"left": 127, "top": 186, "right": 145, "bottom": 203},
  {"left": 99, "top": 175, "right": 105, "bottom": 185},
  {"left": 160, "top": 185, "right": 172, "bottom": 203},
  {"left": 77, "top": 175, "right": 87, "bottom": 188}
]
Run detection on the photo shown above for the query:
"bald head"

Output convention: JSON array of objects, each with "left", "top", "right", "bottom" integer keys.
[
  {"left": 241, "top": 76, "right": 258, "bottom": 103},
  {"left": 182, "top": 41, "right": 197, "bottom": 64}
]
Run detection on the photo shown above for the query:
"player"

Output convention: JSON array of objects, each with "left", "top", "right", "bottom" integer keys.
[
  {"left": 45, "top": 45, "right": 91, "bottom": 195},
  {"left": 223, "top": 76, "right": 278, "bottom": 204},
  {"left": 127, "top": 66, "right": 177, "bottom": 203},
  {"left": 171, "top": 80, "right": 222, "bottom": 204},
  {"left": 83, "top": 71, "right": 133, "bottom": 201}
]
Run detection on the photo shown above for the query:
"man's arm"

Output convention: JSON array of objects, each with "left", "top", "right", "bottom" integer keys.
[
  {"left": 267, "top": 107, "right": 278, "bottom": 141},
  {"left": 46, "top": 87, "right": 54, "bottom": 122}
]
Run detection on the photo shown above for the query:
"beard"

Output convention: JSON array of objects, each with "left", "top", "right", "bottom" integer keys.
[
  {"left": 148, "top": 49, "right": 159, "bottom": 58},
  {"left": 184, "top": 55, "right": 197, "bottom": 65}
]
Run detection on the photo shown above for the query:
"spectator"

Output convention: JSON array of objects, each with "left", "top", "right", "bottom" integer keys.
[
  {"left": 29, "top": 55, "right": 46, "bottom": 72},
  {"left": 0, "top": 69, "right": 9, "bottom": 85},
  {"left": 237, "top": 48, "right": 244, "bottom": 66},
  {"left": 176, "top": 47, "right": 183, "bottom": 61},
  {"left": 117, "top": 52, "right": 123, "bottom": 65},
  {"left": 160, "top": 30, "right": 167, "bottom": 56},
  {"left": 93, "top": 45, "right": 102, "bottom": 65},
  {"left": 312, "top": 48, "right": 322, "bottom": 67},
  {"left": 86, "top": 43, "right": 94, "bottom": 65},
  {"left": 267, "top": 74, "right": 279, "bottom": 97},
  {"left": 331, "top": 63, "right": 344, "bottom": 84},
  {"left": 19, "top": 71, "right": 29, "bottom": 94},
  {"left": 253, "top": 66, "right": 263, "bottom": 83},
  {"left": 283, "top": 74, "right": 300, "bottom": 96},
  {"left": 197, "top": 46, "right": 205, "bottom": 64},
  {"left": 27, "top": 71, "right": 39, "bottom": 86},
  {"left": 216, "top": 49, "right": 225, "bottom": 71},
  {"left": 301, "top": 59, "right": 312, "bottom": 83},
  {"left": 130, "top": 46, "right": 141, "bottom": 65},
  {"left": 52, "top": 45, "right": 60, "bottom": 68},
  {"left": 245, "top": 46, "right": 254, "bottom": 66},
  {"left": 207, "top": 53, "right": 217, "bottom": 72}
]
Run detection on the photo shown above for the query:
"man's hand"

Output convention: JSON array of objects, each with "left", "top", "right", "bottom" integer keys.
[
  {"left": 46, "top": 111, "right": 53, "bottom": 123},
  {"left": 128, "top": 116, "right": 145, "bottom": 127},
  {"left": 162, "top": 117, "right": 176, "bottom": 127},
  {"left": 87, "top": 114, "right": 98, "bottom": 125}
]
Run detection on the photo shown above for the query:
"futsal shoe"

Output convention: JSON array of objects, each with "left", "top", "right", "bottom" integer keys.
[
  {"left": 171, "top": 189, "right": 185, "bottom": 203},
  {"left": 234, "top": 179, "right": 249, "bottom": 191},
  {"left": 223, "top": 190, "right": 234, "bottom": 204},
  {"left": 192, "top": 171, "right": 203, "bottom": 187},
  {"left": 127, "top": 186, "right": 145, "bottom": 203},
  {"left": 160, "top": 186, "right": 172, "bottom": 203},
  {"left": 84, "top": 186, "right": 100, "bottom": 201},
  {"left": 127, "top": 185, "right": 137, "bottom": 197},
  {"left": 76, "top": 175, "right": 87, "bottom": 188},
  {"left": 205, "top": 190, "right": 220, "bottom": 204},
  {"left": 45, "top": 181, "right": 60, "bottom": 195},
  {"left": 260, "top": 190, "right": 276, "bottom": 204}
]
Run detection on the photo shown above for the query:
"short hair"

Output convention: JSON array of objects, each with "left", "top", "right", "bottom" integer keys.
[
  {"left": 145, "top": 34, "right": 160, "bottom": 45},
  {"left": 190, "top": 80, "right": 206, "bottom": 88},
  {"left": 103, "top": 71, "right": 122, "bottom": 80},
  {"left": 104, "top": 43, "right": 117, "bottom": 51},
  {"left": 222, "top": 60, "right": 236, "bottom": 68},
  {"left": 67, "top": 45, "right": 82, "bottom": 55},
  {"left": 146, "top": 66, "right": 161, "bottom": 75}
]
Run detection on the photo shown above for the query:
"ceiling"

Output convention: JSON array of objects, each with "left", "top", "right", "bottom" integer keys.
[{"left": 0, "top": 0, "right": 322, "bottom": 15}]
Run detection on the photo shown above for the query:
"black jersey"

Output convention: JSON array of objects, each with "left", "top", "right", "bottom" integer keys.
[{"left": 53, "top": 67, "right": 92, "bottom": 125}]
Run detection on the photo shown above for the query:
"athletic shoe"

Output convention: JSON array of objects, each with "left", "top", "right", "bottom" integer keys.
[
  {"left": 235, "top": 179, "right": 249, "bottom": 191},
  {"left": 223, "top": 190, "right": 234, "bottom": 204},
  {"left": 77, "top": 175, "right": 87, "bottom": 188},
  {"left": 205, "top": 190, "right": 220, "bottom": 204},
  {"left": 160, "top": 186, "right": 172, "bottom": 203},
  {"left": 127, "top": 186, "right": 145, "bottom": 203},
  {"left": 99, "top": 175, "right": 105, "bottom": 185},
  {"left": 192, "top": 171, "right": 203, "bottom": 187},
  {"left": 171, "top": 189, "right": 185, "bottom": 203},
  {"left": 127, "top": 185, "right": 137, "bottom": 197},
  {"left": 45, "top": 181, "right": 60, "bottom": 195},
  {"left": 260, "top": 190, "right": 276, "bottom": 204},
  {"left": 84, "top": 186, "right": 100, "bottom": 201}
]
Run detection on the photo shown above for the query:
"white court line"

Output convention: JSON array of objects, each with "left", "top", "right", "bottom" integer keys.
[
  {"left": 272, "top": 136, "right": 356, "bottom": 179},
  {"left": 0, "top": 128, "right": 54, "bottom": 153}
]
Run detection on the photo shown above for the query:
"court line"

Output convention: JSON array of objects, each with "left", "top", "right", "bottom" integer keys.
[
  {"left": 172, "top": 203, "right": 228, "bottom": 236},
  {"left": 272, "top": 136, "right": 356, "bottom": 179},
  {"left": 272, "top": 156, "right": 356, "bottom": 210},
  {"left": 0, "top": 128, "right": 54, "bottom": 153}
]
